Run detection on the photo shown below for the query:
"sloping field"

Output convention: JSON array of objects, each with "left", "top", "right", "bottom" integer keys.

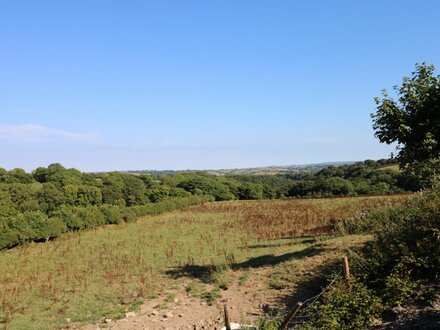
[
  {"left": 0, "top": 195, "right": 411, "bottom": 329},
  {"left": 377, "top": 164, "right": 400, "bottom": 171}
]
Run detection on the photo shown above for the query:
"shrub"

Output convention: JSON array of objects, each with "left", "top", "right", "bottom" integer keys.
[
  {"left": 54, "top": 206, "right": 105, "bottom": 230},
  {"left": 237, "top": 182, "right": 264, "bottom": 200},
  {"left": 305, "top": 189, "right": 440, "bottom": 328},
  {"left": 382, "top": 268, "right": 421, "bottom": 308},
  {"left": 361, "top": 189, "right": 440, "bottom": 290},
  {"left": 122, "top": 209, "right": 137, "bottom": 222},
  {"left": 100, "top": 205, "right": 124, "bottom": 224},
  {"left": 0, "top": 221, "right": 19, "bottom": 249},
  {"left": 177, "top": 176, "right": 235, "bottom": 201},
  {"left": 146, "top": 187, "right": 170, "bottom": 202},
  {"left": 22, "top": 211, "right": 66, "bottom": 240},
  {"left": 258, "top": 319, "right": 281, "bottom": 330},
  {"left": 307, "top": 280, "right": 381, "bottom": 329}
]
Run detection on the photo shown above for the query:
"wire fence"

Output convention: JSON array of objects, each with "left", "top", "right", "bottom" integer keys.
[
  {"left": 222, "top": 256, "right": 355, "bottom": 330},
  {"left": 279, "top": 270, "right": 343, "bottom": 329}
]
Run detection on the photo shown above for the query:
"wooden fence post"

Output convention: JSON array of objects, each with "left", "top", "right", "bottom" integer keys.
[
  {"left": 342, "top": 256, "right": 351, "bottom": 289},
  {"left": 224, "top": 304, "right": 231, "bottom": 330},
  {"left": 342, "top": 256, "right": 350, "bottom": 279},
  {"left": 280, "top": 301, "right": 303, "bottom": 330}
]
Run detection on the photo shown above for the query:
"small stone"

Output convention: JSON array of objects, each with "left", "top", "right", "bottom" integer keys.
[
  {"left": 65, "top": 318, "right": 71, "bottom": 323},
  {"left": 173, "top": 298, "right": 179, "bottom": 303},
  {"left": 164, "top": 312, "right": 174, "bottom": 318},
  {"left": 104, "top": 318, "right": 112, "bottom": 323},
  {"left": 125, "top": 312, "right": 136, "bottom": 318},
  {"left": 178, "top": 313, "right": 184, "bottom": 317},
  {"left": 152, "top": 310, "right": 159, "bottom": 316}
]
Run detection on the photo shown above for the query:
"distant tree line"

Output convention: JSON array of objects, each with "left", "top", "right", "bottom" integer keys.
[
  {"left": 229, "top": 159, "right": 419, "bottom": 198},
  {"left": 0, "top": 159, "right": 418, "bottom": 249},
  {"left": 283, "top": 159, "right": 419, "bottom": 197},
  {"left": 0, "top": 163, "right": 211, "bottom": 249}
]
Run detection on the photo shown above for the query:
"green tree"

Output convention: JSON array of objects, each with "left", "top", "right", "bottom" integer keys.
[
  {"left": 138, "top": 174, "right": 154, "bottom": 188},
  {"left": 313, "top": 177, "right": 354, "bottom": 196},
  {"left": 237, "top": 183, "right": 264, "bottom": 200},
  {"left": 63, "top": 184, "right": 79, "bottom": 205},
  {"left": 177, "top": 175, "right": 235, "bottom": 201},
  {"left": 33, "top": 163, "right": 66, "bottom": 183},
  {"left": 9, "top": 168, "right": 33, "bottom": 183},
  {"left": 122, "top": 175, "right": 146, "bottom": 206},
  {"left": 37, "top": 183, "right": 66, "bottom": 213},
  {"left": 101, "top": 172, "right": 125, "bottom": 205},
  {"left": 147, "top": 186, "right": 170, "bottom": 202},
  {"left": 288, "top": 180, "right": 315, "bottom": 197},
  {"left": 76, "top": 185, "right": 102, "bottom": 206},
  {"left": 8, "top": 183, "right": 39, "bottom": 212},
  {"left": 372, "top": 63, "right": 440, "bottom": 187},
  {"left": 0, "top": 168, "right": 9, "bottom": 183},
  {"left": 0, "top": 190, "right": 17, "bottom": 218}
]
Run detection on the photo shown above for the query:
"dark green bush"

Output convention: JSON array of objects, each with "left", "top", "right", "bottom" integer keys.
[
  {"left": 382, "top": 267, "right": 421, "bottom": 308},
  {"left": 100, "top": 205, "right": 124, "bottom": 224},
  {"left": 361, "top": 189, "right": 440, "bottom": 289},
  {"left": 146, "top": 187, "right": 170, "bottom": 202},
  {"left": 0, "top": 222, "right": 19, "bottom": 249},
  {"left": 122, "top": 209, "right": 137, "bottom": 222},
  {"left": 237, "top": 182, "right": 264, "bottom": 200},
  {"left": 307, "top": 280, "right": 381, "bottom": 329},
  {"left": 177, "top": 175, "right": 236, "bottom": 201},
  {"left": 21, "top": 211, "right": 66, "bottom": 240}
]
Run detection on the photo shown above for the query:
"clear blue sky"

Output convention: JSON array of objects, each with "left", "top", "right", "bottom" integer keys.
[{"left": 1, "top": 1, "right": 439, "bottom": 171}]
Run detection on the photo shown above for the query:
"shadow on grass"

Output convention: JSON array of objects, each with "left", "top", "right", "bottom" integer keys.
[
  {"left": 234, "top": 246, "right": 323, "bottom": 269},
  {"left": 166, "top": 246, "right": 324, "bottom": 280},
  {"left": 243, "top": 237, "right": 316, "bottom": 250}
]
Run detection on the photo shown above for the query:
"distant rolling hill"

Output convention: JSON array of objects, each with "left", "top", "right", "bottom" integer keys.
[{"left": 127, "top": 161, "right": 357, "bottom": 176}]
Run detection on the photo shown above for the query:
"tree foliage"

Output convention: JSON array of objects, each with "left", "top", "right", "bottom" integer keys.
[{"left": 372, "top": 63, "right": 440, "bottom": 186}]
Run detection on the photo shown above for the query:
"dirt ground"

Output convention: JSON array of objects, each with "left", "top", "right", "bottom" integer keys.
[{"left": 80, "top": 267, "right": 287, "bottom": 330}]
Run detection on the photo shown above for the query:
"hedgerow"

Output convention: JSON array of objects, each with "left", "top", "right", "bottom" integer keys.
[{"left": 303, "top": 188, "right": 440, "bottom": 328}]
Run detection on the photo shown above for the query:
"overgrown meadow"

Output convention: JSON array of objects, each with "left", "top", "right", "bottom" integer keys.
[{"left": 0, "top": 195, "right": 410, "bottom": 329}]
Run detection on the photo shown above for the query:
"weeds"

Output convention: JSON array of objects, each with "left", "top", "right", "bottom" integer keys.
[
  {"left": 188, "top": 195, "right": 410, "bottom": 239},
  {"left": 238, "top": 269, "right": 251, "bottom": 286},
  {"left": 164, "top": 293, "right": 176, "bottom": 303}
]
